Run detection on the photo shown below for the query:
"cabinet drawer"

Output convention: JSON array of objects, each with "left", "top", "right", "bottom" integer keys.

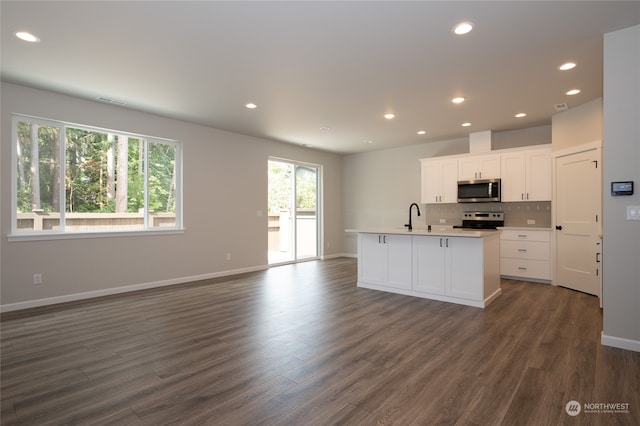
[
  {"left": 500, "top": 229, "right": 550, "bottom": 242},
  {"left": 500, "top": 240, "right": 550, "bottom": 261},
  {"left": 501, "top": 258, "right": 551, "bottom": 280}
]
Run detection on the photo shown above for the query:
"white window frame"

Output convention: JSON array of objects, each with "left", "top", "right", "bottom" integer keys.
[{"left": 9, "top": 114, "right": 184, "bottom": 241}]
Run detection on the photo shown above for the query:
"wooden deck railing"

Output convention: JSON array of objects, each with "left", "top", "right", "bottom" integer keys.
[{"left": 16, "top": 212, "right": 176, "bottom": 231}]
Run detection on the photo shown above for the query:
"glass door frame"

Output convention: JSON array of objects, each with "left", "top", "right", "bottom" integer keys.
[{"left": 268, "top": 157, "right": 322, "bottom": 265}]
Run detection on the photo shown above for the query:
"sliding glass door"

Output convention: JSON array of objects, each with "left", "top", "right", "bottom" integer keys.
[{"left": 268, "top": 159, "right": 319, "bottom": 264}]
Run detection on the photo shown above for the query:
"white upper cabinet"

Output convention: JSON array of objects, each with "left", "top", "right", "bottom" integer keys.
[
  {"left": 457, "top": 154, "right": 501, "bottom": 181},
  {"left": 501, "top": 146, "right": 552, "bottom": 201},
  {"left": 421, "top": 158, "right": 458, "bottom": 204}
]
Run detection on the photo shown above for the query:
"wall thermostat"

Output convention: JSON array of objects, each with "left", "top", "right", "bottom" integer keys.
[{"left": 611, "top": 181, "right": 634, "bottom": 196}]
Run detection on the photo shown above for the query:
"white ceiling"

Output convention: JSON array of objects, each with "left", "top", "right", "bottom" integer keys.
[{"left": 2, "top": 1, "right": 639, "bottom": 154}]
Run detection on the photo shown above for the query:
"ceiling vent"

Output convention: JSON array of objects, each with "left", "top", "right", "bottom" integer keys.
[
  {"left": 96, "top": 96, "right": 127, "bottom": 106},
  {"left": 554, "top": 102, "right": 569, "bottom": 112}
]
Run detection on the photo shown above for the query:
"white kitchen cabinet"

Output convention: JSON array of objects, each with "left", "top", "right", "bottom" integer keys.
[
  {"left": 358, "top": 233, "right": 412, "bottom": 290},
  {"left": 501, "top": 147, "right": 552, "bottom": 201},
  {"left": 458, "top": 154, "right": 501, "bottom": 181},
  {"left": 412, "top": 236, "right": 446, "bottom": 295},
  {"left": 420, "top": 158, "right": 458, "bottom": 204},
  {"left": 356, "top": 230, "right": 501, "bottom": 308},
  {"left": 446, "top": 237, "right": 485, "bottom": 300},
  {"left": 413, "top": 236, "right": 485, "bottom": 301},
  {"left": 500, "top": 228, "right": 551, "bottom": 282}
]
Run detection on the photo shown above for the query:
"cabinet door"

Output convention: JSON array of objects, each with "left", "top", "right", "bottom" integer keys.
[
  {"left": 386, "top": 235, "right": 413, "bottom": 289},
  {"left": 440, "top": 159, "right": 459, "bottom": 203},
  {"left": 446, "top": 237, "right": 483, "bottom": 301},
  {"left": 458, "top": 157, "right": 480, "bottom": 181},
  {"left": 478, "top": 154, "right": 501, "bottom": 179},
  {"left": 421, "top": 160, "right": 441, "bottom": 204},
  {"left": 413, "top": 236, "right": 446, "bottom": 295},
  {"left": 526, "top": 149, "right": 552, "bottom": 201},
  {"left": 458, "top": 154, "right": 501, "bottom": 180},
  {"left": 501, "top": 152, "right": 526, "bottom": 201},
  {"left": 358, "top": 234, "right": 387, "bottom": 285}
]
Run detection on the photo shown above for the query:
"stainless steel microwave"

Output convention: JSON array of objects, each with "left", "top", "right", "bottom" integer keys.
[{"left": 457, "top": 178, "right": 501, "bottom": 203}]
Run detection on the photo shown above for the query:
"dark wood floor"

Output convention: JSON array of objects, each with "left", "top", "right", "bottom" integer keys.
[{"left": 1, "top": 258, "right": 639, "bottom": 425}]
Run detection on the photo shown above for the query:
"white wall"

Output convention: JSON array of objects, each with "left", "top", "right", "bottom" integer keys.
[
  {"left": 552, "top": 98, "right": 603, "bottom": 150},
  {"left": 602, "top": 24, "right": 640, "bottom": 351},
  {"left": 1, "top": 82, "right": 344, "bottom": 310}
]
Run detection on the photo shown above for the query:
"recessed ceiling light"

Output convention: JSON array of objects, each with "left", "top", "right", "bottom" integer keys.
[
  {"left": 417, "top": 130, "right": 427, "bottom": 135},
  {"left": 15, "top": 31, "right": 40, "bottom": 43},
  {"left": 384, "top": 113, "right": 395, "bottom": 120},
  {"left": 559, "top": 62, "right": 576, "bottom": 71},
  {"left": 319, "top": 126, "right": 330, "bottom": 131},
  {"left": 462, "top": 122, "right": 472, "bottom": 127},
  {"left": 452, "top": 97, "right": 465, "bottom": 104},
  {"left": 566, "top": 89, "right": 581, "bottom": 96},
  {"left": 515, "top": 113, "right": 527, "bottom": 118},
  {"left": 364, "top": 140, "right": 373, "bottom": 144},
  {"left": 245, "top": 103, "right": 257, "bottom": 109},
  {"left": 453, "top": 22, "right": 474, "bottom": 35}
]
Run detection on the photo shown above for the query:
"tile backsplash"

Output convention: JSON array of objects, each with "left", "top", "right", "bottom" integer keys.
[{"left": 424, "top": 201, "right": 552, "bottom": 228}]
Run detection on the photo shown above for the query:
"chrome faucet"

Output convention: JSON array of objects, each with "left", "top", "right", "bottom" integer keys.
[{"left": 405, "top": 203, "right": 421, "bottom": 231}]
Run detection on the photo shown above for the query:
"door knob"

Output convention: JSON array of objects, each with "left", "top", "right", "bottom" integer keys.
[{"left": 556, "top": 225, "right": 563, "bottom": 230}]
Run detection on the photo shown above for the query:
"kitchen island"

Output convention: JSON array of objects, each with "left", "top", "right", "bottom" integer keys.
[{"left": 348, "top": 227, "right": 501, "bottom": 308}]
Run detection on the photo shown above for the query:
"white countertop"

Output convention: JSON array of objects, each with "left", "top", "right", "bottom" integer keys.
[{"left": 345, "top": 227, "right": 499, "bottom": 238}]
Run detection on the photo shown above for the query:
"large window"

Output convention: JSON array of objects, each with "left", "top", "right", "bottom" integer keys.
[{"left": 12, "top": 115, "right": 182, "bottom": 237}]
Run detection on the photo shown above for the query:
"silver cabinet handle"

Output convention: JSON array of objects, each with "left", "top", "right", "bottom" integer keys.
[
  {"left": 518, "top": 267, "right": 528, "bottom": 270},
  {"left": 518, "top": 249, "right": 527, "bottom": 252},
  {"left": 517, "top": 234, "right": 527, "bottom": 238}
]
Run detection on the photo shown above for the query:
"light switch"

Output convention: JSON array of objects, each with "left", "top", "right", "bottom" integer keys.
[{"left": 627, "top": 206, "right": 640, "bottom": 220}]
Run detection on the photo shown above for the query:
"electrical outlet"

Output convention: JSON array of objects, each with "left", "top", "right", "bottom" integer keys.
[
  {"left": 527, "top": 219, "right": 536, "bottom": 225},
  {"left": 33, "top": 274, "right": 42, "bottom": 284},
  {"left": 226, "top": 253, "right": 232, "bottom": 261},
  {"left": 439, "top": 219, "right": 446, "bottom": 224}
]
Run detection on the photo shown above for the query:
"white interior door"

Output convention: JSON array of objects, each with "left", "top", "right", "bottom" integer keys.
[{"left": 554, "top": 147, "right": 602, "bottom": 296}]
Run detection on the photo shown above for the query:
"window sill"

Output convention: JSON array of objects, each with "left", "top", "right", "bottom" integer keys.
[{"left": 7, "top": 228, "right": 186, "bottom": 242}]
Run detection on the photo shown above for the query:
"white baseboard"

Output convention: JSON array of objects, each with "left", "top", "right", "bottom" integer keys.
[
  {"left": 1, "top": 264, "right": 269, "bottom": 313},
  {"left": 321, "top": 253, "right": 353, "bottom": 260},
  {"left": 601, "top": 332, "right": 640, "bottom": 352}
]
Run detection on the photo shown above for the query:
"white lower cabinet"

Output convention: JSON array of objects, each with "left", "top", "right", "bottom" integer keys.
[
  {"left": 358, "top": 233, "right": 412, "bottom": 290},
  {"left": 414, "top": 236, "right": 484, "bottom": 301},
  {"left": 412, "top": 236, "right": 446, "bottom": 295},
  {"left": 358, "top": 232, "right": 501, "bottom": 308},
  {"left": 500, "top": 229, "right": 551, "bottom": 282}
]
